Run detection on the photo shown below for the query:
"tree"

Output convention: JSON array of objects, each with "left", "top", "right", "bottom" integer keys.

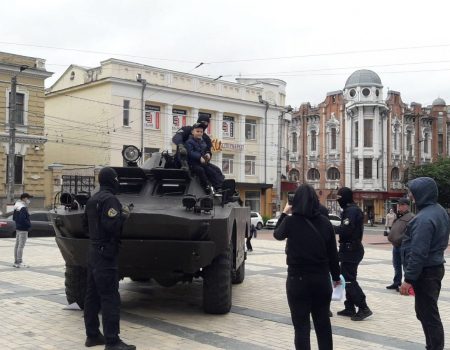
[{"left": 408, "top": 157, "right": 450, "bottom": 208}]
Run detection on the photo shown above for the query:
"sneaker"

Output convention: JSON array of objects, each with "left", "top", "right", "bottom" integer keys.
[
  {"left": 13, "top": 263, "right": 28, "bottom": 268},
  {"left": 386, "top": 284, "right": 400, "bottom": 290},
  {"left": 105, "top": 340, "right": 136, "bottom": 350},
  {"left": 85, "top": 333, "right": 105, "bottom": 347},
  {"left": 351, "top": 307, "right": 373, "bottom": 321},
  {"left": 337, "top": 308, "right": 356, "bottom": 317}
]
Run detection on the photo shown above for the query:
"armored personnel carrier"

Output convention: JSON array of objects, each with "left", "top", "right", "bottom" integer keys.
[{"left": 51, "top": 146, "right": 249, "bottom": 314}]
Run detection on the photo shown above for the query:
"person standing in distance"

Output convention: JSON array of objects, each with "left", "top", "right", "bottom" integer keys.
[
  {"left": 274, "top": 184, "right": 341, "bottom": 349},
  {"left": 12, "top": 193, "right": 33, "bottom": 268},
  {"left": 386, "top": 197, "right": 414, "bottom": 291},
  {"left": 400, "top": 177, "right": 449, "bottom": 350},
  {"left": 335, "top": 187, "right": 372, "bottom": 321},
  {"left": 83, "top": 167, "right": 135, "bottom": 350}
]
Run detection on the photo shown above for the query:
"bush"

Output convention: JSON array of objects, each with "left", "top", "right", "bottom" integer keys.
[{"left": 262, "top": 214, "right": 271, "bottom": 225}]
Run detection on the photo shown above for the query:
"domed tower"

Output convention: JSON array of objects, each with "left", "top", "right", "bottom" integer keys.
[{"left": 342, "top": 70, "right": 388, "bottom": 211}]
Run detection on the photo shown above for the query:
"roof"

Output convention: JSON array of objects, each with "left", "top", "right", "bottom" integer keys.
[
  {"left": 344, "top": 69, "right": 383, "bottom": 89},
  {"left": 432, "top": 97, "right": 446, "bottom": 106}
]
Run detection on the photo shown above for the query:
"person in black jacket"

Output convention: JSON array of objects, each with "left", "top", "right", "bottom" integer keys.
[
  {"left": 335, "top": 187, "right": 372, "bottom": 321},
  {"left": 274, "top": 184, "right": 340, "bottom": 350},
  {"left": 12, "top": 193, "right": 33, "bottom": 268},
  {"left": 172, "top": 114, "right": 212, "bottom": 169},
  {"left": 83, "top": 167, "right": 135, "bottom": 350}
]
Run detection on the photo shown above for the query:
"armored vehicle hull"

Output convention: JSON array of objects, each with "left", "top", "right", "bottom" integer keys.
[{"left": 51, "top": 151, "right": 249, "bottom": 314}]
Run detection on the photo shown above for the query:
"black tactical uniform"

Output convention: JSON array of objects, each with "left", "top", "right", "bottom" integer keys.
[
  {"left": 335, "top": 187, "right": 372, "bottom": 321},
  {"left": 83, "top": 167, "right": 136, "bottom": 350},
  {"left": 172, "top": 115, "right": 212, "bottom": 168}
]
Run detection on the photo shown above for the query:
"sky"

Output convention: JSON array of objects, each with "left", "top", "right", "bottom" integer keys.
[{"left": 1, "top": 0, "right": 450, "bottom": 108}]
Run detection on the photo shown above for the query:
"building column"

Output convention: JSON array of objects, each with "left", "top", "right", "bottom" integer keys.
[
  {"left": 190, "top": 108, "right": 199, "bottom": 127},
  {"left": 238, "top": 114, "right": 246, "bottom": 183},
  {"left": 163, "top": 104, "right": 173, "bottom": 151},
  {"left": 213, "top": 111, "right": 223, "bottom": 168}
]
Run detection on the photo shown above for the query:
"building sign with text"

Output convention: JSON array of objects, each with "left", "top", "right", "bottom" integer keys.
[{"left": 145, "top": 105, "right": 160, "bottom": 129}]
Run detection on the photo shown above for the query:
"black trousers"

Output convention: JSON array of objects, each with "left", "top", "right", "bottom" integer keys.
[
  {"left": 190, "top": 163, "right": 224, "bottom": 189},
  {"left": 84, "top": 246, "right": 121, "bottom": 345},
  {"left": 339, "top": 248, "right": 367, "bottom": 310},
  {"left": 286, "top": 272, "right": 333, "bottom": 350},
  {"left": 245, "top": 235, "right": 253, "bottom": 251},
  {"left": 412, "top": 264, "right": 445, "bottom": 350}
]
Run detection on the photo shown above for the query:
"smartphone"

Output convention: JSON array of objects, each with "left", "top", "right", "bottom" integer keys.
[{"left": 288, "top": 192, "right": 295, "bottom": 205}]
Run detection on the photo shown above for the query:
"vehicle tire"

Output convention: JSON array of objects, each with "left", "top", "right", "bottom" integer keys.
[
  {"left": 65, "top": 265, "right": 87, "bottom": 309},
  {"left": 232, "top": 260, "right": 245, "bottom": 284},
  {"left": 203, "top": 245, "right": 232, "bottom": 314},
  {"left": 256, "top": 222, "right": 263, "bottom": 230}
]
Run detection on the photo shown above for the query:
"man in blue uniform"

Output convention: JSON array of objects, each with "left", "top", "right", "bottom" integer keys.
[
  {"left": 335, "top": 187, "right": 372, "bottom": 321},
  {"left": 83, "top": 167, "right": 135, "bottom": 350}
]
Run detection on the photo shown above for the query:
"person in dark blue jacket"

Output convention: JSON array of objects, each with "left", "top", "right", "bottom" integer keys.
[
  {"left": 334, "top": 187, "right": 372, "bottom": 321},
  {"left": 13, "top": 193, "right": 33, "bottom": 268},
  {"left": 400, "top": 177, "right": 450, "bottom": 350},
  {"left": 185, "top": 123, "right": 224, "bottom": 193}
]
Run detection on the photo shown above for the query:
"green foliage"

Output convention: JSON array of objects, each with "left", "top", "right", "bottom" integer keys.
[
  {"left": 408, "top": 157, "right": 450, "bottom": 208},
  {"left": 262, "top": 214, "right": 271, "bottom": 224}
]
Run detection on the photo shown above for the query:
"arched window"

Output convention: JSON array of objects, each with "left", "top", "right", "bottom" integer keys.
[
  {"left": 311, "top": 130, "right": 317, "bottom": 151},
  {"left": 391, "top": 167, "right": 400, "bottom": 181},
  {"left": 288, "top": 169, "right": 300, "bottom": 182},
  {"left": 292, "top": 132, "right": 297, "bottom": 153},
  {"left": 327, "top": 167, "right": 340, "bottom": 180},
  {"left": 330, "top": 127, "right": 336, "bottom": 150},
  {"left": 307, "top": 168, "right": 320, "bottom": 181}
]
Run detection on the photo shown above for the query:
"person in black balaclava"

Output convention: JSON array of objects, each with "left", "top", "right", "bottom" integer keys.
[
  {"left": 335, "top": 187, "right": 373, "bottom": 321},
  {"left": 172, "top": 114, "right": 212, "bottom": 169},
  {"left": 273, "top": 184, "right": 341, "bottom": 349},
  {"left": 83, "top": 167, "right": 135, "bottom": 350}
]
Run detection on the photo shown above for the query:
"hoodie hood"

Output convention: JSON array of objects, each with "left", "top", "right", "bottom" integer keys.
[
  {"left": 291, "top": 184, "right": 320, "bottom": 218},
  {"left": 337, "top": 187, "right": 353, "bottom": 208},
  {"left": 408, "top": 177, "right": 438, "bottom": 210},
  {"left": 98, "top": 167, "right": 120, "bottom": 194},
  {"left": 14, "top": 200, "right": 26, "bottom": 211}
]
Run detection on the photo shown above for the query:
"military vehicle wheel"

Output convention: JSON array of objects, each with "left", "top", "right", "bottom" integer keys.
[
  {"left": 65, "top": 265, "right": 87, "bottom": 309},
  {"left": 232, "top": 260, "right": 245, "bottom": 284},
  {"left": 202, "top": 245, "right": 232, "bottom": 314}
]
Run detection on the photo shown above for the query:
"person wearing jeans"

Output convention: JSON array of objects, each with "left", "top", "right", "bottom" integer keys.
[
  {"left": 13, "top": 193, "right": 33, "bottom": 268},
  {"left": 400, "top": 177, "right": 449, "bottom": 350}
]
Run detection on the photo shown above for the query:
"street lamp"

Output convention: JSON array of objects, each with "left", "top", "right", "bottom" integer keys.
[
  {"left": 136, "top": 74, "right": 147, "bottom": 164},
  {"left": 258, "top": 95, "right": 269, "bottom": 184},
  {"left": 276, "top": 105, "right": 293, "bottom": 212}
]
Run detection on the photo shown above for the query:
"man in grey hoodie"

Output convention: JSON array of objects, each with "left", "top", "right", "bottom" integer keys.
[
  {"left": 12, "top": 193, "right": 33, "bottom": 268},
  {"left": 400, "top": 177, "right": 449, "bottom": 350}
]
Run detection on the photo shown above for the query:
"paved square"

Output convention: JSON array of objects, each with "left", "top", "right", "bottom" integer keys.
[{"left": 0, "top": 233, "right": 448, "bottom": 349}]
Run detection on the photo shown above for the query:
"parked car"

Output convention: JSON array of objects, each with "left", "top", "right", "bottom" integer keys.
[
  {"left": 251, "top": 212, "right": 264, "bottom": 230},
  {"left": 265, "top": 216, "right": 280, "bottom": 229},
  {"left": 0, "top": 210, "right": 55, "bottom": 238},
  {"left": 329, "top": 214, "right": 341, "bottom": 227}
]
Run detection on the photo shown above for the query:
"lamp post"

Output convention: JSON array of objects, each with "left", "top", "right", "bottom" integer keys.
[
  {"left": 136, "top": 74, "right": 147, "bottom": 164},
  {"left": 258, "top": 95, "right": 269, "bottom": 184},
  {"left": 276, "top": 106, "right": 293, "bottom": 212}
]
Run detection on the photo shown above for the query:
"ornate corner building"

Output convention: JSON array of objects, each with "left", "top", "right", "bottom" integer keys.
[{"left": 285, "top": 69, "right": 449, "bottom": 223}]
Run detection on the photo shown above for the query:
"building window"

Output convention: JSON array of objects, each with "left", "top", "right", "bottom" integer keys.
[
  {"left": 288, "top": 168, "right": 300, "bottom": 182},
  {"left": 393, "top": 125, "right": 398, "bottom": 150},
  {"left": 424, "top": 133, "right": 429, "bottom": 153},
  {"left": 245, "top": 155, "right": 256, "bottom": 175},
  {"left": 362, "top": 88, "right": 370, "bottom": 97},
  {"left": 330, "top": 127, "right": 336, "bottom": 150},
  {"left": 349, "top": 89, "right": 356, "bottom": 98},
  {"left": 9, "top": 92, "right": 25, "bottom": 125},
  {"left": 363, "top": 158, "right": 372, "bottom": 179},
  {"left": 244, "top": 190, "right": 260, "bottom": 212},
  {"left": 364, "top": 119, "right": 373, "bottom": 147},
  {"left": 391, "top": 167, "right": 400, "bottom": 181},
  {"left": 223, "top": 116, "right": 235, "bottom": 138},
  {"left": 222, "top": 154, "right": 234, "bottom": 175},
  {"left": 354, "top": 121, "right": 359, "bottom": 147},
  {"left": 6, "top": 155, "right": 23, "bottom": 184},
  {"left": 327, "top": 167, "right": 340, "bottom": 180},
  {"left": 143, "top": 147, "right": 159, "bottom": 162},
  {"left": 292, "top": 132, "right": 297, "bottom": 152},
  {"left": 355, "top": 159, "right": 359, "bottom": 179},
  {"left": 406, "top": 130, "right": 412, "bottom": 153},
  {"left": 145, "top": 105, "right": 160, "bottom": 129},
  {"left": 172, "top": 108, "right": 187, "bottom": 132},
  {"left": 245, "top": 119, "right": 256, "bottom": 140},
  {"left": 123, "top": 100, "right": 130, "bottom": 126},
  {"left": 310, "top": 130, "right": 317, "bottom": 151},
  {"left": 307, "top": 168, "right": 320, "bottom": 181},
  {"left": 438, "top": 134, "right": 443, "bottom": 154}
]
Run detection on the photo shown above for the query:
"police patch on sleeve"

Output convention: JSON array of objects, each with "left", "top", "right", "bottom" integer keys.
[
  {"left": 343, "top": 218, "right": 350, "bottom": 226},
  {"left": 107, "top": 208, "right": 118, "bottom": 217}
]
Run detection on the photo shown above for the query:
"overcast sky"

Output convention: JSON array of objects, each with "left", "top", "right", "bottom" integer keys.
[{"left": 2, "top": 0, "right": 449, "bottom": 108}]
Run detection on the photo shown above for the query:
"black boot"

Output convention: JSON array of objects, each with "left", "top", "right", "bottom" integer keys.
[
  {"left": 105, "top": 339, "right": 136, "bottom": 350},
  {"left": 351, "top": 307, "right": 373, "bottom": 321},
  {"left": 337, "top": 308, "right": 356, "bottom": 317},
  {"left": 85, "top": 333, "right": 105, "bottom": 347}
]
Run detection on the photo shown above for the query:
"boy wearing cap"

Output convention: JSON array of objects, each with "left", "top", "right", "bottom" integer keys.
[
  {"left": 12, "top": 193, "right": 33, "bottom": 268},
  {"left": 386, "top": 198, "right": 414, "bottom": 290},
  {"left": 185, "top": 123, "right": 224, "bottom": 193}
]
